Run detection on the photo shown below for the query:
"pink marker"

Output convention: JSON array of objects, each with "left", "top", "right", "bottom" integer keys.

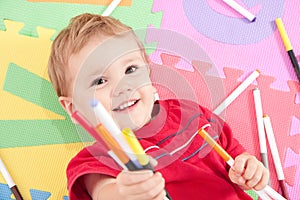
[{"left": 71, "top": 110, "right": 102, "bottom": 142}]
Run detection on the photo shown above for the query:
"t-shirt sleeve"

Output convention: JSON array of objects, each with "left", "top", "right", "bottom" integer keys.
[
  {"left": 66, "top": 143, "right": 121, "bottom": 200},
  {"left": 200, "top": 105, "right": 246, "bottom": 159},
  {"left": 219, "top": 120, "right": 246, "bottom": 159}
]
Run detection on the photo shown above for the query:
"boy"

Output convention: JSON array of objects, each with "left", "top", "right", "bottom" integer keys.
[{"left": 48, "top": 13, "right": 269, "bottom": 200}]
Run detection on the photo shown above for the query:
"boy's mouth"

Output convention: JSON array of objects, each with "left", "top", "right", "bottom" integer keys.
[{"left": 113, "top": 99, "right": 139, "bottom": 111}]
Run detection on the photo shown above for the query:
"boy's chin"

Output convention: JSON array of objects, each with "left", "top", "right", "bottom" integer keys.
[{"left": 116, "top": 117, "right": 150, "bottom": 131}]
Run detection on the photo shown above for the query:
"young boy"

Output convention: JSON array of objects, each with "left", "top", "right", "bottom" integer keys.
[{"left": 48, "top": 13, "right": 269, "bottom": 200}]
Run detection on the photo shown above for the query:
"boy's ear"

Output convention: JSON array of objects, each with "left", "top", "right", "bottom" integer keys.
[{"left": 58, "top": 96, "right": 77, "bottom": 124}]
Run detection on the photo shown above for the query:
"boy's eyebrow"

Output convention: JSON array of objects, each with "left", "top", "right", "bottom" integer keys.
[
  {"left": 84, "top": 51, "right": 145, "bottom": 78},
  {"left": 86, "top": 66, "right": 106, "bottom": 78},
  {"left": 119, "top": 51, "right": 147, "bottom": 64},
  {"left": 120, "top": 56, "right": 141, "bottom": 65}
]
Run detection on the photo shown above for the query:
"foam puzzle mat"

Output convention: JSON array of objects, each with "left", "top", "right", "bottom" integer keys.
[{"left": 0, "top": 0, "right": 299, "bottom": 199}]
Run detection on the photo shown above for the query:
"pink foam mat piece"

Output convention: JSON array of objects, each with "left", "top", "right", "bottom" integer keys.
[
  {"left": 290, "top": 116, "right": 300, "bottom": 136},
  {"left": 150, "top": 0, "right": 300, "bottom": 91},
  {"left": 149, "top": 52, "right": 300, "bottom": 198},
  {"left": 284, "top": 148, "right": 300, "bottom": 200},
  {"left": 149, "top": 0, "right": 300, "bottom": 198}
]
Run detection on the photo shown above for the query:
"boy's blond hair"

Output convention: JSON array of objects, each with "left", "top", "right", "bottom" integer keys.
[{"left": 48, "top": 13, "right": 144, "bottom": 97}]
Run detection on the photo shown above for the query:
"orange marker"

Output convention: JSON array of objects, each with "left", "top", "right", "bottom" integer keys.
[
  {"left": 95, "top": 124, "right": 139, "bottom": 171},
  {"left": 197, "top": 128, "right": 286, "bottom": 200},
  {"left": 72, "top": 110, "right": 139, "bottom": 170},
  {"left": 198, "top": 129, "right": 234, "bottom": 166}
]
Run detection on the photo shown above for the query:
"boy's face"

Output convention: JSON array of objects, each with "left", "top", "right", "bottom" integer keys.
[{"left": 64, "top": 33, "right": 156, "bottom": 130}]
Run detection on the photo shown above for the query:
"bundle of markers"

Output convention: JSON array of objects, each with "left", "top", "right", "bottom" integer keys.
[{"left": 71, "top": 99, "right": 171, "bottom": 200}]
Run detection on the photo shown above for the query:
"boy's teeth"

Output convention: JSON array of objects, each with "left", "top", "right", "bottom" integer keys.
[{"left": 119, "top": 100, "right": 136, "bottom": 110}]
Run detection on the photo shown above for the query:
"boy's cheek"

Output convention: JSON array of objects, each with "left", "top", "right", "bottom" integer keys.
[{"left": 72, "top": 87, "right": 100, "bottom": 126}]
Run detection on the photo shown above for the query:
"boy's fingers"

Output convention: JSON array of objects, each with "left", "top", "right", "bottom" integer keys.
[
  {"left": 118, "top": 172, "right": 165, "bottom": 199},
  {"left": 232, "top": 156, "right": 247, "bottom": 174},
  {"left": 229, "top": 169, "right": 246, "bottom": 185},
  {"left": 230, "top": 159, "right": 269, "bottom": 190},
  {"left": 253, "top": 168, "right": 269, "bottom": 190},
  {"left": 232, "top": 154, "right": 258, "bottom": 175},
  {"left": 138, "top": 173, "right": 165, "bottom": 198},
  {"left": 117, "top": 170, "right": 153, "bottom": 185},
  {"left": 242, "top": 158, "right": 259, "bottom": 180},
  {"left": 245, "top": 168, "right": 262, "bottom": 188}
]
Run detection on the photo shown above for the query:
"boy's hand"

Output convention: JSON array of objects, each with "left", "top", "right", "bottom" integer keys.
[
  {"left": 229, "top": 152, "right": 269, "bottom": 190},
  {"left": 116, "top": 170, "right": 166, "bottom": 200}
]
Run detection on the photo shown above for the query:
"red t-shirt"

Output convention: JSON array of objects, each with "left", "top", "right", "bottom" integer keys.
[{"left": 67, "top": 99, "right": 252, "bottom": 200}]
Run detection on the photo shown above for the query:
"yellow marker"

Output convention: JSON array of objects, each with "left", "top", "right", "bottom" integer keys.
[
  {"left": 122, "top": 128, "right": 172, "bottom": 200},
  {"left": 275, "top": 18, "right": 292, "bottom": 51},
  {"left": 275, "top": 18, "right": 300, "bottom": 83},
  {"left": 122, "top": 128, "right": 150, "bottom": 166}
]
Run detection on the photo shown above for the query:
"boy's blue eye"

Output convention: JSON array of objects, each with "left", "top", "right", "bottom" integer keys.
[{"left": 125, "top": 65, "right": 137, "bottom": 74}]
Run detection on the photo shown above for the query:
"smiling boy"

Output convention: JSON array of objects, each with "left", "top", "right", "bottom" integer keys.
[{"left": 48, "top": 13, "right": 269, "bottom": 200}]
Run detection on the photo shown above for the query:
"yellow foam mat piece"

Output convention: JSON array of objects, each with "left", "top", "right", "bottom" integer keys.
[
  {"left": 27, "top": 0, "right": 132, "bottom": 6},
  {"left": 0, "top": 142, "right": 84, "bottom": 199},
  {"left": 0, "top": 20, "right": 63, "bottom": 120}
]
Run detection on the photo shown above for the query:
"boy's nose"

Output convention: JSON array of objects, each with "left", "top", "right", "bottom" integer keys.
[{"left": 113, "top": 78, "right": 134, "bottom": 97}]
